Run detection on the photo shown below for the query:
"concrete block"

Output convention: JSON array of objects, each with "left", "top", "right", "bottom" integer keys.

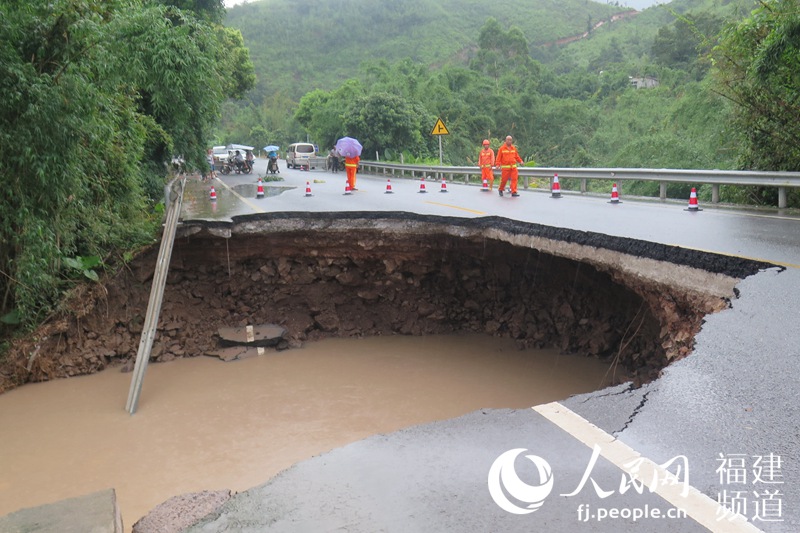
[{"left": 0, "top": 488, "right": 122, "bottom": 533}]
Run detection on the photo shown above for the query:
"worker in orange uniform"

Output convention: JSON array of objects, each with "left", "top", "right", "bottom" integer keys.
[
  {"left": 494, "top": 135, "right": 523, "bottom": 197},
  {"left": 344, "top": 152, "right": 360, "bottom": 191},
  {"left": 478, "top": 139, "right": 495, "bottom": 191}
]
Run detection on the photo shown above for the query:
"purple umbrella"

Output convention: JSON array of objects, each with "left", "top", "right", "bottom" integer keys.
[{"left": 335, "top": 137, "right": 363, "bottom": 157}]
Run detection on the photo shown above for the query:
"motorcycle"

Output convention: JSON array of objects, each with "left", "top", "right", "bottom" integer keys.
[
  {"left": 267, "top": 155, "right": 280, "bottom": 174},
  {"left": 227, "top": 158, "right": 249, "bottom": 174}
]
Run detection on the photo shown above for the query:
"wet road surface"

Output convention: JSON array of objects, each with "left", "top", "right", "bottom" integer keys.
[{"left": 180, "top": 160, "right": 800, "bottom": 532}]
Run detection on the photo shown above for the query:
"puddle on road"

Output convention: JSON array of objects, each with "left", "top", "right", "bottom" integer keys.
[
  {"left": 0, "top": 334, "right": 610, "bottom": 529},
  {"left": 180, "top": 178, "right": 293, "bottom": 219},
  {"left": 231, "top": 182, "right": 287, "bottom": 199}
]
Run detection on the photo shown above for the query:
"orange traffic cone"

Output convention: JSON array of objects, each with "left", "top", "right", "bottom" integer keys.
[
  {"left": 419, "top": 177, "right": 428, "bottom": 193},
  {"left": 609, "top": 183, "right": 621, "bottom": 204},
  {"left": 686, "top": 187, "right": 702, "bottom": 211},
  {"left": 256, "top": 178, "right": 264, "bottom": 198},
  {"left": 305, "top": 181, "right": 313, "bottom": 197},
  {"left": 385, "top": 179, "right": 394, "bottom": 194},
  {"left": 551, "top": 173, "right": 562, "bottom": 199},
  {"left": 209, "top": 186, "right": 217, "bottom": 201},
  {"left": 481, "top": 176, "right": 490, "bottom": 192},
  {"left": 440, "top": 177, "right": 448, "bottom": 193},
  {"left": 344, "top": 180, "right": 352, "bottom": 195}
]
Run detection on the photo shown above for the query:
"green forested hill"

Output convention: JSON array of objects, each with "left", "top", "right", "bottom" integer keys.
[
  {"left": 226, "top": 0, "right": 627, "bottom": 100},
  {"left": 220, "top": 0, "right": 796, "bottom": 214}
]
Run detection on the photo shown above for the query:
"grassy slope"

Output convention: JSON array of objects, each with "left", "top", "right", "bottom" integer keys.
[{"left": 225, "top": 0, "right": 626, "bottom": 100}]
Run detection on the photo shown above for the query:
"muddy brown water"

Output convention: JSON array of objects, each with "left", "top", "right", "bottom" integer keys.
[{"left": 0, "top": 334, "right": 612, "bottom": 530}]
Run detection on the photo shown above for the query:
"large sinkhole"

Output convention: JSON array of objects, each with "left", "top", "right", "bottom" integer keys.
[{"left": 5, "top": 213, "right": 773, "bottom": 392}]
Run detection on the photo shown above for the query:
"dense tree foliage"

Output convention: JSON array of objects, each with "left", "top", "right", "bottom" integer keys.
[
  {"left": 712, "top": 0, "right": 800, "bottom": 171},
  {"left": 708, "top": 0, "right": 800, "bottom": 206},
  {"left": 222, "top": 0, "right": 766, "bottom": 180},
  {"left": 0, "top": 0, "right": 253, "bottom": 332}
]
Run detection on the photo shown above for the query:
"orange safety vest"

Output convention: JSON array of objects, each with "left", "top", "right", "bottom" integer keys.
[
  {"left": 478, "top": 148, "right": 495, "bottom": 168},
  {"left": 494, "top": 143, "right": 523, "bottom": 169},
  {"left": 345, "top": 156, "right": 360, "bottom": 168}
]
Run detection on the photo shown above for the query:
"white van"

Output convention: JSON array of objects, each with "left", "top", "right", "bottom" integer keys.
[{"left": 285, "top": 142, "right": 316, "bottom": 169}]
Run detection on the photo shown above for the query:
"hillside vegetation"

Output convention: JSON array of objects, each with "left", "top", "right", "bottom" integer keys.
[
  {"left": 227, "top": 0, "right": 626, "bottom": 100},
  {"left": 222, "top": 1, "right": 769, "bottom": 181},
  {"left": 0, "top": 0, "right": 253, "bottom": 336}
]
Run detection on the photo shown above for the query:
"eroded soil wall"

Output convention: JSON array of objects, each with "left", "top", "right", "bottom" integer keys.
[{"left": 0, "top": 214, "right": 773, "bottom": 393}]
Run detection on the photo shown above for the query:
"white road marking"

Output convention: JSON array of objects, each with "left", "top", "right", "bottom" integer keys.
[{"left": 532, "top": 402, "right": 763, "bottom": 533}]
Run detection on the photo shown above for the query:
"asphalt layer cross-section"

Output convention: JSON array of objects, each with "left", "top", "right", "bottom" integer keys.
[{"left": 182, "top": 161, "right": 800, "bottom": 532}]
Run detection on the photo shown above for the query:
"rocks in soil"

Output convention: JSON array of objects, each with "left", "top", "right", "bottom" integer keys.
[
  {"left": 0, "top": 217, "right": 752, "bottom": 394},
  {"left": 132, "top": 490, "right": 231, "bottom": 533}
]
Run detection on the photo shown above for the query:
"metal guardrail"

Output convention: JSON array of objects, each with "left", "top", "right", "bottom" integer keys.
[
  {"left": 126, "top": 176, "right": 186, "bottom": 414},
  {"left": 358, "top": 162, "right": 800, "bottom": 208}
]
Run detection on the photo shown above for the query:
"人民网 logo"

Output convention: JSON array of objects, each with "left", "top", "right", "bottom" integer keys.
[{"left": 488, "top": 448, "right": 554, "bottom": 514}]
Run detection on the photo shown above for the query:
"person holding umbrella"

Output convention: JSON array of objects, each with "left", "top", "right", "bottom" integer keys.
[
  {"left": 335, "top": 137, "right": 363, "bottom": 191},
  {"left": 344, "top": 151, "right": 360, "bottom": 190}
]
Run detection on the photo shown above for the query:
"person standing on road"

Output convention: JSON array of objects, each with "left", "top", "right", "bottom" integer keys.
[
  {"left": 478, "top": 139, "right": 495, "bottom": 191},
  {"left": 494, "top": 135, "right": 523, "bottom": 197},
  {"left": 328, "top": 148, "right": 340, "bottom": 173},
  {"left": 206, "top": 148, "right": 216, "bottom": 181},
  {"left": 246, "top": 149, "right": 255, "bottom": 172},
  {"left": 344, "top": 152, "right": 360, "bottom": 190}
]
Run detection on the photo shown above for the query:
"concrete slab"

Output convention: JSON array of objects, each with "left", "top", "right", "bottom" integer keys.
[
  {"left": 0, "top": 488, "right": 122, "bottom": 533},
  {"left": 217, "top": 324, "right": 286, "bottom": 348}
]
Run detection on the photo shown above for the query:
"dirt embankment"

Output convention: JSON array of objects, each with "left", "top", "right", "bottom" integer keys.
[{"left": 0, "top": 214, "right": 773, "bottom": 394}]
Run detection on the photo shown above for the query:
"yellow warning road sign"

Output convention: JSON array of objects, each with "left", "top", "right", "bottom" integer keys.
[{"left": 431, "top": 118, "right": 449, "bottom": 136}]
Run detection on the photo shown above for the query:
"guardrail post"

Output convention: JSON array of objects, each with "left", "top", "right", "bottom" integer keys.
[
  {"left": 659, "top": 182, "right": 667, "bottom": 201},
  {"left": 581, "top": 178, "right": 587, "bottom": 194},
  {"left": 779, "top": 187, "right": 787, "bottom": 208},
  {"left": 712, "top": 184, "right": 720, "bottom": 204},
  {"left": 524, "top": 176, "right": 529, "bottom": 190}
]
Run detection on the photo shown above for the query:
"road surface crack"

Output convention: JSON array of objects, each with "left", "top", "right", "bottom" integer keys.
[
  {"left": 580, "top": 383, "right": 634, "bottom": 404},
  {"left": 613, "top": 389, "right": 652, "bottom": 437}
]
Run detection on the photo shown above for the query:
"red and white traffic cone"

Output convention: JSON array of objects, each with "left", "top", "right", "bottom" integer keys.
[
  {"left": 551, "top": 173, "right": 562, "bottom": 199},
  {"left": 686, "top": 187, "right": 702, "bottom": 211},
  {"left": 481, "top": 176, "right": 490, "bottom": 192},
  {"left": 419, "top": 176, "right": 428, "bottom": 193},
  {"left": 440, "top": 177, "right": 448, "bottom": 193},
  {"left": 305, "top": 181, "right": 313, "bottom": 197},
  {"left": 209, "top": 186, "right": 217, "bottom": 201},
  {"left": 385, "top": 179, "right": 394, "bottom": 194},
  {"left": 344, "top": 180, "right": 352, "bottom": 195},
  {"left": 256, "top": 178, "right": 265, "bottom": 199},
  {"left": 609, "top": 183, "right": 621, "bottom": 204}
]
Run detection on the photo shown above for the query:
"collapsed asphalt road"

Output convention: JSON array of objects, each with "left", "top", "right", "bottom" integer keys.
[
  {"left": 5, "top": 161, "right": 799, "bottom": 532},
  {"left": 182, "top": 263, "right": 798, "bottom": 533},
  {"left": 176, "top": 169, "right": 800, "bottom": 532}
]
